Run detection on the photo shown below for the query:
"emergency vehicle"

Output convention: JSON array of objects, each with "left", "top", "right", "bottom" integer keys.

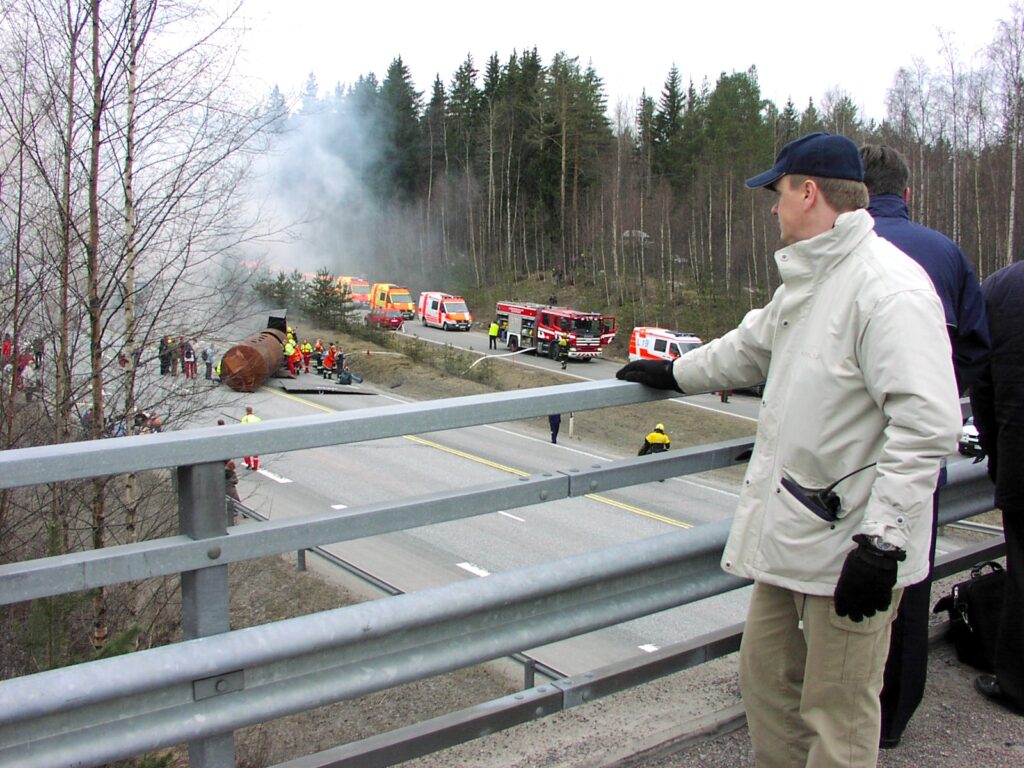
[
  {"left": 370, "top": 283, "right": 416, "bottom": 319},
  {"left": 628, "top": 327, "right": 703, "bottom": 361},
  {"left": 418, "top": 291, "right": 473, "bottom": 331},
  {"left": 335, "top": 276, "right": 371, "bottom": 306},
  {"left": 494, "top": 301, "right": 616, "bottom": 360}
]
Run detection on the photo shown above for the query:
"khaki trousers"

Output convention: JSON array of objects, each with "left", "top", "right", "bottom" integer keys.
[{"left": 739, "top": 581, "right": 902, "bottom": 768}]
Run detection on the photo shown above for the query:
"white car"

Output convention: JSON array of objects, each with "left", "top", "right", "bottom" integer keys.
[{"left": 958, "top": 416, "right": 983, "bottom": 457}]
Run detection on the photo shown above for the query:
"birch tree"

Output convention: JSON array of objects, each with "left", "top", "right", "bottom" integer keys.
[{"left": 990, "top": 2, "right": 1024, "bottom": 267}]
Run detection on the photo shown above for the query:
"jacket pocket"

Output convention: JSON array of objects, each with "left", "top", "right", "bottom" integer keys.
[{"left": 780, "top": 475, "right": 840, "bottom": 522}]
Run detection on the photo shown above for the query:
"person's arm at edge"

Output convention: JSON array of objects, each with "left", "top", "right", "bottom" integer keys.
[
  {"left": 858, "top": 288, "right": 962, "bottom": 549},
  {"left": 672, "top": 290, "right": 778, "bottom": 394},
  {"left": 951, "top": 251, "right": 991, "bottom": 394}
]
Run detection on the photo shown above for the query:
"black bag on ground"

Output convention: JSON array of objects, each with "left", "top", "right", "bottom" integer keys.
[{"left": 933, "top": 561, "right": 1005, "bottom": 672}]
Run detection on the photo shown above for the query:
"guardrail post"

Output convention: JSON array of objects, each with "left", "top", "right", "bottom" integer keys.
[
  {"left": 524, "top": 658, "right": 536, "bottom": 689},
  {"left": 178, "top": 462, "right": 234, "bottom": 768},
  {"left": 297, "top": 548, "right": 307, "bottom": 571}
]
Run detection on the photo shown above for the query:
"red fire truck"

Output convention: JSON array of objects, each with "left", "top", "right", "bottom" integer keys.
[{"left": 494, "top": 301, "right": 616, "bottom": 360}]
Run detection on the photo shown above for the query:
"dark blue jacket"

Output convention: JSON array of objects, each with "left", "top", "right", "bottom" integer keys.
[
  {"left": 970, "top": 261, "right": 1024, "bottom": 510},
  {"left": 868, "top": 194, "right": 990, "bottom": 393}
]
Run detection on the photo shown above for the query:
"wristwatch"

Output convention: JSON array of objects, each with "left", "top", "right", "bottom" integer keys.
[{"left": 867, "top": 535, "right": 898, "bottom": 553}]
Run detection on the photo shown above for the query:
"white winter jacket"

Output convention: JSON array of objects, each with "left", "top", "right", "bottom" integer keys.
[{"left": 674, "top": 210, "right": 961, "bottom": 595}]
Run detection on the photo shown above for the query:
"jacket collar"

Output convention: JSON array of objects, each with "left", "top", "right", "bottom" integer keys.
[
  {"left": 775, "top": 209, "right": 875, "bottom": 285},
  {"left": 867, "top": 193, "right": 911, "bottom": 221}
]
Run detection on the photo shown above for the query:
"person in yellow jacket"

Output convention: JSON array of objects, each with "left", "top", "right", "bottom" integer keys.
[
  {"left": 300, "top": 339, "right": 313, "bottom": 373},
  {"left": 283, "top": 338, "right": 297, "bottom": 376},
  {"left": 241, "top": 406, "right": 262, "bottom": 470},
  {"left": 557, "top": 336, "right": 569, "bottom": 370},
  {"left": 638, "top": 423, "right": 670, "bottom": 455},
  {"left": 488, "top": 320, "right": 499, "bottom": 350}
]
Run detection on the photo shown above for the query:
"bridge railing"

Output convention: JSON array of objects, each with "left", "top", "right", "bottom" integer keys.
[{"left": 0, "top": 381, "right": 999, "bottom": 768}]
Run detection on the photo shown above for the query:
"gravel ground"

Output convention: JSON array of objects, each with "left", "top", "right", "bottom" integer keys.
[
  {"left": 399, "top": 573, "right": 1024, "bottom": 768},
  {"left": 636, "top": 634, "right": 1024, "bottom": 768}
]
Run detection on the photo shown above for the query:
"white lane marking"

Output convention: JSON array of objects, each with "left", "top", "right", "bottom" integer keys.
[
  {"left": 677, "top": 399, "right": 759, "bottom": 422},
  {"left": 331, "top": 503, "right": 348, "bottom": 509},
  {"left": 681, "top": 479, "right": 740, "bottom": 498},
  {"left": 638, "top": 644, "right": 660, "bottom": 653},
  {"left": 498, "top": 510, "right": 525, "bottom": 522},
  {"left": 456, "top": 561, "right": 491, "bottom": 577},
  {"left": 256, "top": 469, "right": 292, "bottom": 483},
  {"left": 487, "top": 424, "right": 613, "bottom": 460},
  {"left": 487, "top": 424, "right": 741, "bottom": 497}
]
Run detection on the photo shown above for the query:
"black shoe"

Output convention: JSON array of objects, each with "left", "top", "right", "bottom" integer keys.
[{"left": 975, "top": 674, "right": 1024, "bottom": 715}]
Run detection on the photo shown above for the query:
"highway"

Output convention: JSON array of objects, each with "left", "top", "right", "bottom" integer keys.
[
  {"left": 224, "top": 327, "right": 758, "bottom": 676},
  {"left": 221, "top": 323, "right": 974, "bottom": 676}
]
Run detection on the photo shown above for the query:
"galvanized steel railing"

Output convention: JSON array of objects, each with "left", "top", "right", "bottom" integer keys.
[{"left": 0, "top": 381, "right": 999, "bottom": 768}]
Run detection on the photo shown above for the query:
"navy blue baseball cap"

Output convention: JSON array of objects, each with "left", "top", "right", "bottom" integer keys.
[{"left": 745, "top": 132, "right": 865, "bottom": 189}]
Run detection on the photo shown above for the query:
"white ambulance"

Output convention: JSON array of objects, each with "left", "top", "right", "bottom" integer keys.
[
  {"left": 628, "top": 327, "right": 703, "bottom": 361},
  {"left": 418, "top": 292, "right": 473, "bottom": 331}
]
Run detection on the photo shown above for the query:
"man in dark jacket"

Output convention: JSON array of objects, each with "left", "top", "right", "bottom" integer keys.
[
  {"left": 862, "top": 146, "right": 990, "bottom": 393},
  {"left": 861, "top": 144, "right": 992, "bottom": 747},
  {"left": 970, "top": 260, "right": 1024, "bottom": 715}
]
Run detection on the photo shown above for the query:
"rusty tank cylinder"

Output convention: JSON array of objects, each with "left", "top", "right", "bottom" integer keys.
[{"left": 220, "top": 328, "right": 286, "bottom": 392}]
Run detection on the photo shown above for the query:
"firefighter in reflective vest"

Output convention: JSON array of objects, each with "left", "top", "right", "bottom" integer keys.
[
  {"left": 322, "top": 344, "right": 336, "bottom": 379},
  {"left": 312, "top": 339, "right": 324, "bottom": 373},
  {"left": 638, "top": 423, "right": 670, "bottom": 456},
  {"left": 300, "top": 340, "right": 313, "bottom": 373},
  {"left": 558, "top": 336, "right": 569, "bottom": 370},
  {"left": 283, "top": 338, "right": 297, "bottom": 376},
  {"left": 241, "top": 406, "right": 261, "bottom": 471}
]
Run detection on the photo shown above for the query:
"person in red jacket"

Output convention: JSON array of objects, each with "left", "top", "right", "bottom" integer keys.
[{"left": 322, "top": 344, "right": 336, "bottom": 379}]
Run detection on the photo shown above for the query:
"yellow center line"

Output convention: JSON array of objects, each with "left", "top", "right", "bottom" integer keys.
[
  {"left": 587, "top": 494, "right": 693, "bottom": 528},
  {"left": 403, "top": 434, "right": 529, "bottom": 476},
  {"left": 262, "top": 386, "right": 688, "bottom": 527}
]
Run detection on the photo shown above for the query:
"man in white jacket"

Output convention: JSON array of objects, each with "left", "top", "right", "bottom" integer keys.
[{"left": 617, "top": 132, "right": 961, "bottom": 767}]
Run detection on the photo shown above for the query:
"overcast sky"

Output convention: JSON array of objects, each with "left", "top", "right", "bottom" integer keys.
[{"left": 234, "top": 1, "right": 1015, "bottom": 122}]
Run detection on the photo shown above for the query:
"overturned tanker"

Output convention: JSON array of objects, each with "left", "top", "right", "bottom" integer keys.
[{"left": 220, "top": 311, "right": 288, "bottom": 392}]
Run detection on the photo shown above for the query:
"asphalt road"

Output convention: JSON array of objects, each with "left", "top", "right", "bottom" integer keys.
[
  {"left": 228, "top": 366, "right": 752, "bottom": 675},
  {"left": 195, "top": 321, "right": 973, "bottom": 676}
]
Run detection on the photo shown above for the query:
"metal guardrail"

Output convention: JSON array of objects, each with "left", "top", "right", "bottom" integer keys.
[{"left": 0, "top": 383, "right": 999, "bottom": 768}]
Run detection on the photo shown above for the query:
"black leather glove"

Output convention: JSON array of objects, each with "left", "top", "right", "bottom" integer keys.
[
  {"left": 615, "top": 359, "right": 682, "bottom": 392},
  {"left": 833, "top": 534, "right": 905, "bottom": 622}
]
